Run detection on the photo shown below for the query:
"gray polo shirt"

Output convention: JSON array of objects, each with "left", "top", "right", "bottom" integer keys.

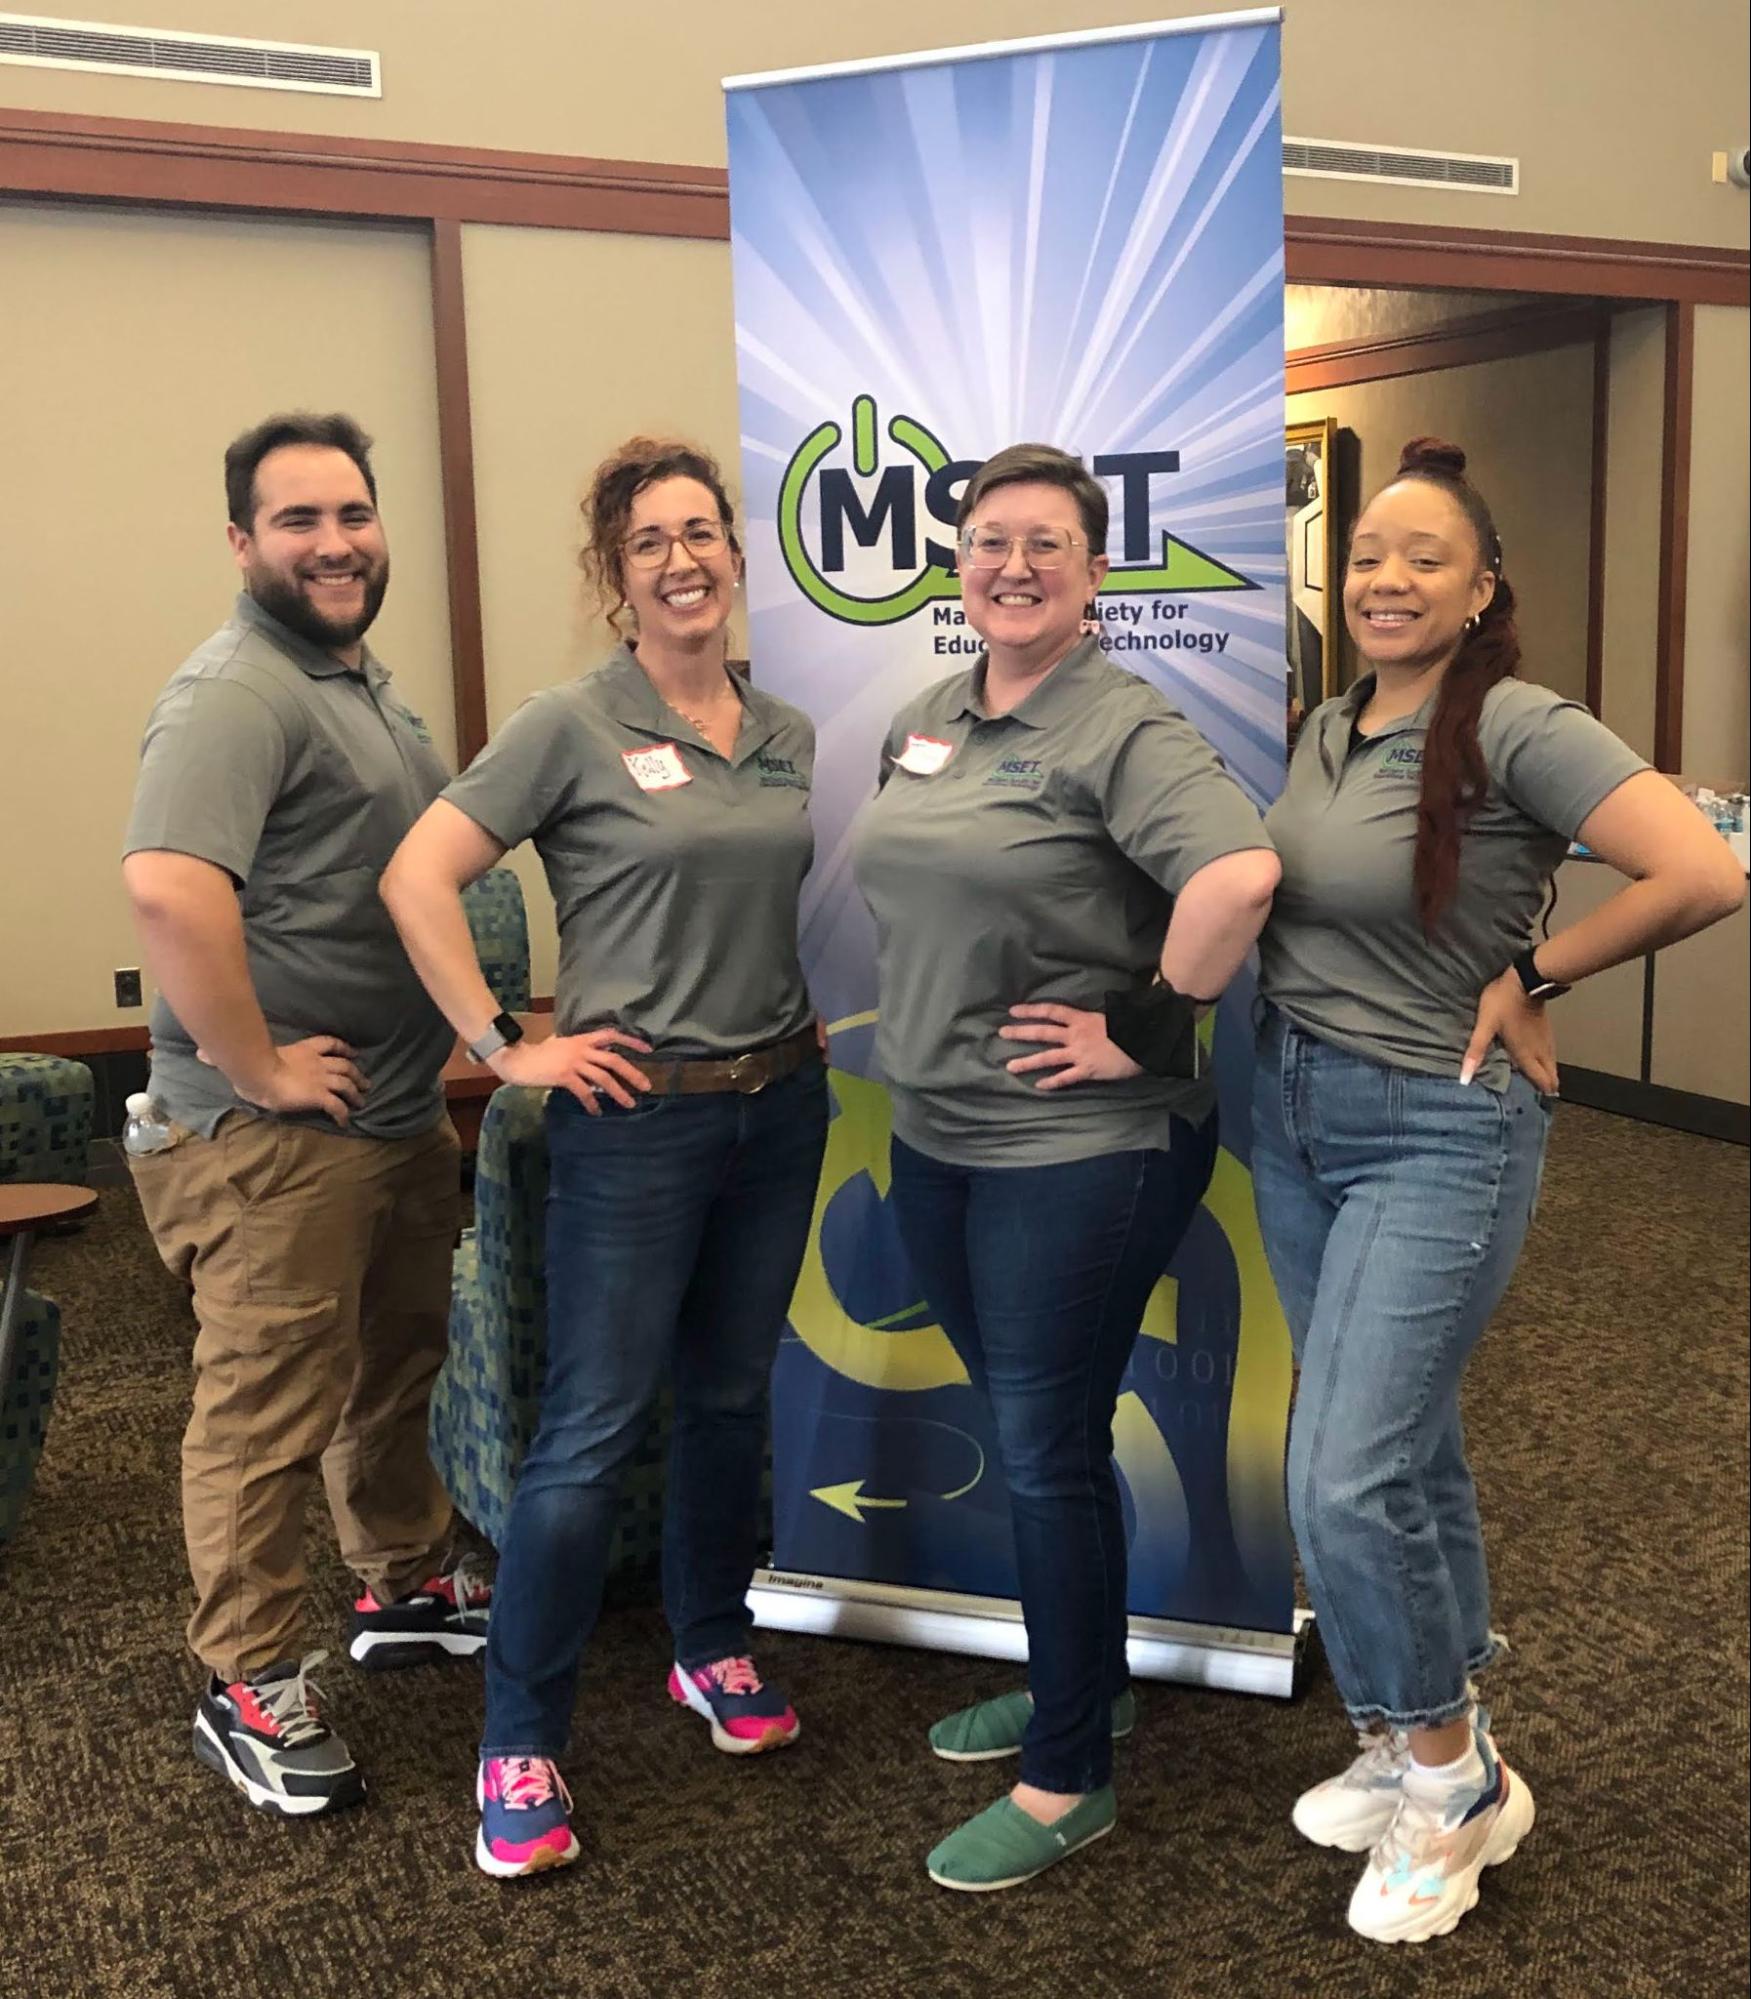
[
  {"left": 442, "top": 645, "right": 815, "bottom": 1055},
  {"left": 852, "top": 638, "right": 1274, "bottom": 1167},
  {"left": 124, "top": 592, "right": 454, "bottom": 1141},
  {"left": 1259, "top": 673, "right": 1647, "bottom": 1089}
]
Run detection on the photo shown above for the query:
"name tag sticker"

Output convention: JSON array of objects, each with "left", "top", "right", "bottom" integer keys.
[
  {"left": 622, "top": 742, "right": 693, "bottom": 792},
  {"left": 895, "top": 733, "right": 955, "bottom": 776}
]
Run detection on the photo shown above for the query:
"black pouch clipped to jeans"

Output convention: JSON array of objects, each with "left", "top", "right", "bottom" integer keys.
[{"left": 1103, "top": 983, "right": 1202, "bottom": 1080}]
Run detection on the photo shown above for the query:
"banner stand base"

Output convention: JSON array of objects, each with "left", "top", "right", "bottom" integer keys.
[{"left": 750, "top": 1570, "right": 1314, "bottom": 1701}]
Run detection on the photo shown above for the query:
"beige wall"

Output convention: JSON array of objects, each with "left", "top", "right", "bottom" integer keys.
[
  {"left": 1682, "top": 305, "right": 1751, "bottom": 782},
  {"left": 2, "top": 1, "right": 1748, "bottom": 246},
  {"left": 0, "top": 201, "right": 451, "bottom": 1036},
  {"left": 1288, "top": 340, "right": 1596, "bottom": 704},
  {"left": 461, "top": 223, "right": 745, "bottom": 998}
]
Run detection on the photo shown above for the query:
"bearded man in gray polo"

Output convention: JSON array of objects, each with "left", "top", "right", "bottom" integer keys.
[{"left": 123, "top": 412, "right": 486, "bottom": 1820}]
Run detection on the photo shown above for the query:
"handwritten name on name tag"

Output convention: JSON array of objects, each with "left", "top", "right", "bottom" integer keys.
[
  {"left": 895, "top": 733, "right": 955, "bottom": 776},
  {"left": 621, "top": 743, "right": 693, "bottom": 792}
]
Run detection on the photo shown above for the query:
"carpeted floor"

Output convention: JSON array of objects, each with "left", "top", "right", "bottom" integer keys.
[{"left": 2, "top": 1105, "right": 1746, "bottom": 1999}]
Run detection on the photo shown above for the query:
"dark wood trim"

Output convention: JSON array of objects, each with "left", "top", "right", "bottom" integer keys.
[
  {"left": 0, "top": 1027, "right": 150, "bottom": 1057},
  {"left": 1559, "top": 1064, "right": 1749, "bottom": 1145},
  {"left": 1655, "top": 301, "right": 1695, "bottom": 772},
  {"left": 4, "top": 111, "right": 1747, "bottom": 299},
  {"left": 1286, "top": 299, "right": 1603, "bottom": 394},
  {"left": 1585, "top": 316, "right": 1611, "bottom": 718},
  {"left": 1286, "top": 215, "right": 1749, "bottom": 305},
  {"left": 0, "top": 107, "right": 730, "bottom": 239},
  {"left": 430, "top": 218, "right": 489, "bottom": 765}
]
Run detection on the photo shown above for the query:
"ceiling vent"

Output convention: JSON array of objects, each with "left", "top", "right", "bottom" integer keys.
[
  {"left": 0, "top": 12, "right": 379, "bottom": 96},
  {"left": 1284, "top": 136, "right": 1517, "bottom": 196}
]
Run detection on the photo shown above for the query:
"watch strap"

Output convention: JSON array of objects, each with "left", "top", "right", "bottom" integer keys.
[
  {"left": 465, "top": 1011, "right": 525, "bottom": 1064},
  {"left": 1513, "top": 947, "right": 1570, "bottom": 1002}
]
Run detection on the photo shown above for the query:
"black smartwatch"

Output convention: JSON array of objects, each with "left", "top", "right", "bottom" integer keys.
[
  {"left": 1103, "top": 982, "right": 1207, "bottom": 1079},
  {"left": 1512, "top": 947, "right": 1570, "bottom": 1004},
  {"left": 465, "top": 1011, "right": 526, "bottom": 1064}
]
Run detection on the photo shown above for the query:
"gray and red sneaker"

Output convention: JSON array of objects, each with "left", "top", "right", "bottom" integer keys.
[
  {"left": 193, "top": 1651, "right": 364, "bottom": 1817},
  {"left": 475, "top": 1757, "right": 580, "bottom": 1879},
  {"left": 348, "top": 1556, "right": 491, "bottom": 1670},
  {"left": 667, "top": 1655, "right": 801, "bottom": 1755}
]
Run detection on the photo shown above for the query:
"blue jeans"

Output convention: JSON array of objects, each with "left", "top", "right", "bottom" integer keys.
[
  {"left": 1249, "top": 1005, "right": 1551, "bottom": 1729},
  {"left": 889, "top": 1118, "right": 1220, "bottom": 1794},
  {"left": 481, "top": 1062, "right": 829, "bottom": 1758}
]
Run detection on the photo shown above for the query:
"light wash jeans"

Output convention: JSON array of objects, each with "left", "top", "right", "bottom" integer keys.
[{"left": 1250, "top": 1004, "right": 1551, "bottom": 1729}]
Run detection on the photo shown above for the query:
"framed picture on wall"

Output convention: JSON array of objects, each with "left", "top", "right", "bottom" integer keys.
[{"left": 1286, "top": 416, "right": 1340, "bottom": 715}]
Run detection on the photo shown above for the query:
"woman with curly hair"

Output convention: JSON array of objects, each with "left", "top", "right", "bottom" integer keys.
[
  {"left": 1252, "top": 437, "right": 1744, "bottom": 1943},
  {"left": 383, "top": 438, "right": 828, "bottom": 1878}
]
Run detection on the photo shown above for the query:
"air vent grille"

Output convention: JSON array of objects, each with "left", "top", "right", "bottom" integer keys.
[
  {"left": 0, "top": 13, "right": 378, "bottom": 96},
  {"left": 1284, "top": 136, "right": 1517, "bottom": 196}
]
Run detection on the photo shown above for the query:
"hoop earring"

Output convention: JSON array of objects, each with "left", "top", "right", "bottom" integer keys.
[{"left": 1463, "top": 613, "right": 1481, "bottom": 635}]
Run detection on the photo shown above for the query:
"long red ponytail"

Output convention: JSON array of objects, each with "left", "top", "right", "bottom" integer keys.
[{"left": 1387, "top": 438, "right": 1522, "bottom": 933}]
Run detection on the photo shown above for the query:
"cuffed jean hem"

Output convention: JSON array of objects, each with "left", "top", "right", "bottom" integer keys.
[
  {"left": 1341, "top": 1686, "right": 1480, "bottom": 1732},
  {"left": 1337, "top": 1630, "right": 1508, "bottom": 1731},
  {"left": 479, "top": 1741, "right": 564, "bottom": 1762}
]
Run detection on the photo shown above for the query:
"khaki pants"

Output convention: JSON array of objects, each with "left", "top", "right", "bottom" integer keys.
[{"left": 131, "top": 1111, "right": 461, "bottom": 1680}]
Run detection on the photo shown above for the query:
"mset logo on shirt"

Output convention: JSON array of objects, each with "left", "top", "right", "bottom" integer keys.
[
  {"left": 1380, "top": 742, "right": 1426, "bottom": 776},
  {"left": 985, "top": 756, "right": 1048, "bottom": 792},
  {"left": 753, "top": 750, "right": 808, "bottom": 791},
  {"left": 776, "top": 395, "right": 1256, "bottom": 628}
]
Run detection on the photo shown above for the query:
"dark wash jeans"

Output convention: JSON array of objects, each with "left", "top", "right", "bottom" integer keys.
[
  {"left": 889, "top": 1116, "right": 1220, "bottom": 1794},
  {"left": 481, "top": 1061, "right": 829, "bottom": 1759}
]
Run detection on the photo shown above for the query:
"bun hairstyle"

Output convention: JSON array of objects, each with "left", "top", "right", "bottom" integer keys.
[
  {"left": 579, "top": 437, "right": 741, "bottom": 637},
  {"left": 1387, "top": 436, "right": 1521, "bottom": 933}
]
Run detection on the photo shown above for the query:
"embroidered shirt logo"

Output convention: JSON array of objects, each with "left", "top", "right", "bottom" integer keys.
[
  {"left": 985, "top": 756, "right": 1047, "bottom": 791},
  {"left": 1381, "top": 741, "right": 1425, "bottom": 775},
  {"left": 752, "top": 750, "right": 808, "bottom": 791}
]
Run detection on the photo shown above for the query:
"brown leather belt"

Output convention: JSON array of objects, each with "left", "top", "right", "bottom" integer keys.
[{"left": 629, "top": 1023, "right": 820, "bottom": 1097}]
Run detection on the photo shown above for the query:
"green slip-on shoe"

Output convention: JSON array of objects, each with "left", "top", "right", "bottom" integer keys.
[
  {"left": 926, "top": 1786, "right": 1118, "bottom": 1892},
  {"left": 929, "top": 1687, "right": 1136, "bottom": 1762}
]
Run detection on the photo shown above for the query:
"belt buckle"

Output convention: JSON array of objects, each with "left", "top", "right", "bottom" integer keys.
[{"left": 727, "top": 1051, "right": 768, "bottom": 1094}]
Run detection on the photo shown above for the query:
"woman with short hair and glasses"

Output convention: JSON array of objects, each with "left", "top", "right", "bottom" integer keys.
[
  {"left": 852, "top": 442, "right": 1282, "bottom": 1891},
  {"left": 382, "top": 437, "right": 829, "bottom": 1879}
]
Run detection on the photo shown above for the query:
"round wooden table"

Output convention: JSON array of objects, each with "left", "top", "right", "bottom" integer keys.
[{"left": 0, "top": 1183, "right": 99, "bottom": 1412}]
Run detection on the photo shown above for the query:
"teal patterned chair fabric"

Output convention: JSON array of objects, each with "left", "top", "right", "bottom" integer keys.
[
  {"left": 0, "top": 1291, "right": 61, "bottom": 1547},
  {"left": 461, "top": 867, "right": 532, "bottom": 1016},
  {"left": 430, "top": 1084, "right": 669, "bottom": 1577},
  {"left": 0, "top": 1054, "right": 95, "bottom": 1186}
]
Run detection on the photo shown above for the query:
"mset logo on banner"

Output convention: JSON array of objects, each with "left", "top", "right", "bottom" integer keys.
[{"left": 726, "top": 10, "right": 1303, "bottom": 1693}]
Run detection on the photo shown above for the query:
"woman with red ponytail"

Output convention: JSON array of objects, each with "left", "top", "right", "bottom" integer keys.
[{"left": 1251, "top": 438, "right": 1744, "bottom": 1943}]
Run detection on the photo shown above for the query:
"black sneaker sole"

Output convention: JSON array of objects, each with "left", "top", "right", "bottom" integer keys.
[
  {"left": 193, "top": 1712, "right": 366, "bottom": 1818},
  {"left": 348, "top": 1628, "right": 488, "bottom": 1671}
]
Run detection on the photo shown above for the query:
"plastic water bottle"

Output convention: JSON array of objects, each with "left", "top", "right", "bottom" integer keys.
[{"left": 121, "top": 1092, "right": 175, "bottom": 1156}]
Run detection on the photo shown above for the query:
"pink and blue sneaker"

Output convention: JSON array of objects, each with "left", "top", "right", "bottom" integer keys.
[
  {"left": 475, "top": 1756, "right": 580, "bottom": 1879},
  {"left": 667, "top": 1655, "right": 800, "bottom": 1755}
]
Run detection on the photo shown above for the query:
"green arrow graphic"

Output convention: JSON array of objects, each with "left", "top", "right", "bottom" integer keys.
[
  {"left": 1102, "top": 531, "right": 1256, "bottom": 595},
  {"left": 811, "top": 1479, "right": 909, "bottom": 1522}
]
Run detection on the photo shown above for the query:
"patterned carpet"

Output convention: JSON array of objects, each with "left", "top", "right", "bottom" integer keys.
[{"left": 1, "top": 1105, "right": 1745, "bottom": 1999}]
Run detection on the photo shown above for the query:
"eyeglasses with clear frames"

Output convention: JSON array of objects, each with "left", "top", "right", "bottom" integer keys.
[
  {"left": 959, "top": 527, "right": 1086, "bottom": 571},
  {"left": 622, "top": 521, "right": 731, "bottom": 569}
]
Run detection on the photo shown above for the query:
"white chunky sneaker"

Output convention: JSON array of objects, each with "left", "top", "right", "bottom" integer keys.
[
  {"left": 1292, "top": 1724, "right": 1413, "bottom": 1852},
  {"left": 1346, "top": 1731, "right": 1535, "bottom": 1944}
]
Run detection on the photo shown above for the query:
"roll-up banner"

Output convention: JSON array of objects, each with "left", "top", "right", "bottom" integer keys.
[{"left": 725, "top": 10, "right": 1304, "bottom": 1694}]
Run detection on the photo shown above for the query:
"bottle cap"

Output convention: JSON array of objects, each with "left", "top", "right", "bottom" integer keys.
[{"left": 124, "top": 1092, "right": 155, "bottom": 1116}]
